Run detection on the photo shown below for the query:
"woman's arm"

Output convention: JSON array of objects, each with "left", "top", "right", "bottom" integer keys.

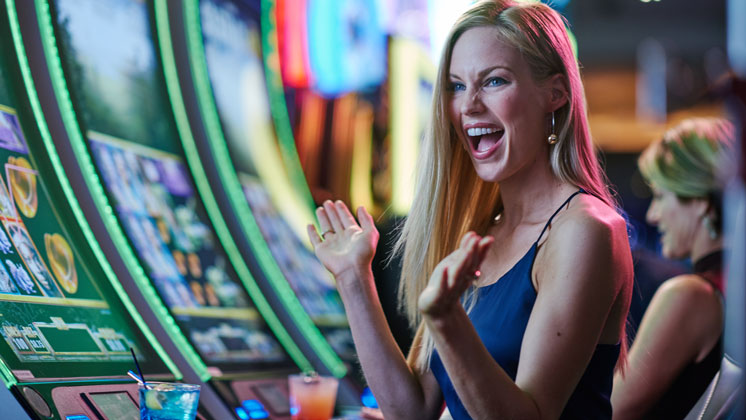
[
  {"left": 611, "top": 275, "right": 724, "bottom": 419},
  {"left": 309, "top": 200, "right": 443, "bottom": 419},
  {"left": 423, "top": 210, "right": 631, "bottom": 419}
]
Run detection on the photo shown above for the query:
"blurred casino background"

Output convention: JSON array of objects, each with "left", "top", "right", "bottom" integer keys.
[{"left": 0, "top": 0, "right": 742, "bottom": 419}]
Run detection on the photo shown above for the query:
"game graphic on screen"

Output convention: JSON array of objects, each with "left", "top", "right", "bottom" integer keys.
[
  {"left": 199, "top": 0, "right": 356, "bottom": 361},
  {"left": 0, "top": 55, "right": 169, "bottom": 380},
  {"left": 52, "top": 0, "right": 292, "bottom": 368}
]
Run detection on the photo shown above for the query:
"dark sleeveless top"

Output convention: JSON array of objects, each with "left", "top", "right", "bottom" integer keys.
[
  {"left": 644, "top": 251, "right": 724, "bottom": 420},
  {"left": 430, "top": 190, "right": 621, "bottom": 419}
]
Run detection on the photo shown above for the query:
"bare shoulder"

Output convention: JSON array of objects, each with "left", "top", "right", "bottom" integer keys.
[
  {"left": 654, "top": 274, "right": 722, "bottom": 309},
  {"left": 543, "top": 193, "right": 629, "bottom": 251},
  {"left": 535, "top": 193, "right": 632, "bottom": 290},
  {"left": 645, "top": 274, "right": 724, "bottom": 358}
]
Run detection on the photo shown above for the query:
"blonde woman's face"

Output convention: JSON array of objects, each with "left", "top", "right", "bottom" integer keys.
[
  {"left": 447, "top": 26, "right": 550, "bottom": 183},
  {"left": 646, "top": 185, "right": 705, "bottom": 259}
]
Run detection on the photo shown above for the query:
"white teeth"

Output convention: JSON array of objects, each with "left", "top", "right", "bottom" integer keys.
[{"left": 466, "top": 127, "right": 499, "bottom": 136}]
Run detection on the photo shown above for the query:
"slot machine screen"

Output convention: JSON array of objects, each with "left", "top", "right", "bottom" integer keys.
[
  {"left": 0, "top": 27, "right": 170, "bottom": 381},
  {"left": 50, "top": 0, "right": 295, "bottom": 373},
  {"left": 87, "top": 392, "right": 140, "bottom": 420},
  {"left": 199, "top": 0, "right": 356, "bottom": 362}
]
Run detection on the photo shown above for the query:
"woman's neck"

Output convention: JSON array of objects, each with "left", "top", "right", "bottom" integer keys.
[
  {"left": 498, "top": 160, "right": 575, "bottom": 227},
  {"left": 690, "top": 224, "right": 724, "bottom": 264}
]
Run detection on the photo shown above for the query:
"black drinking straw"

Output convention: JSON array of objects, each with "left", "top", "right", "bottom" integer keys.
[{"left": 130, "top": 347, "right": 148, "bottom": 388}]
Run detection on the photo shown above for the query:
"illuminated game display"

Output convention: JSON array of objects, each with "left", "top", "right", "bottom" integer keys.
[
  {"left": 0, "top": 40, "right": 169, "bottom": 382},
  {"left": 242, "top": 179, "right": 355, "bottom": 361},
  {"left": 89, "top": 133, "right": 287, "bottom": 366},
  {"left": 0, "top": 3, "right": 180, "bottom": 418},
  {"left": 196, "top": 0, "right": 356, "bottom": 363},
  {"left": 47, "top": 0, "right": 295, "bottom": 373}
]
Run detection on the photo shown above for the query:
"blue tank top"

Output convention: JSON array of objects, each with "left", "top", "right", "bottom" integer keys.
[{"left": 430, "top": 190, "right": 620, "bottom": 419}]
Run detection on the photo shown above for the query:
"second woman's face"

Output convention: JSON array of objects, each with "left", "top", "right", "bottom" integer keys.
[
  {"left": 646, "top": 185, "right": 704, "bottom": 259},
  {"left": 447, "top": 26, "right": 550, "bottom": 183}
]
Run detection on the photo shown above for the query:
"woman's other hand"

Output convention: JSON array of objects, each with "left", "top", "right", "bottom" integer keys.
[
  {"left": 307, "top": 200, "right": 379, "bottom": 282},
  {"left": 419, "top": 232, "right": 493, "bottom": 318}
]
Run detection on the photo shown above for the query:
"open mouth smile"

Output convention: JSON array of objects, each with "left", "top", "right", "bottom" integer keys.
[{"left": 465, "top": 126, "right": 504, "bottom": 159}]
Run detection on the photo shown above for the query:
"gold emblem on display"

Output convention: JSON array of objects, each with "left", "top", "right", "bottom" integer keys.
[
  {"left": 187, "top": 253, "right": 202, "bottom": 278},
  {"left": 189, "top": 281, "right": 206, "bottom": 306},
  {"left": 172, "top": 250, "right": 187, "bottom": 276},
  {"left": 45, "top": 233, "right": 78, "bottom": 294},
  {"left": 8, "top": 157, "right": 38, "bottom": 218}
]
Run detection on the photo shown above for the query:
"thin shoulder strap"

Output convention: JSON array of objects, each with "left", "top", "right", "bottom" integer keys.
[{"left": 535, "top": 188, "right": 586, "bottom": 244}]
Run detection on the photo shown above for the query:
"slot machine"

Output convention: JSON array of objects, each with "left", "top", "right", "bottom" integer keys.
[
  {"left": 10, "top": 0, "right": 312, "bottom": 418},
  {"left": 0, "top": 4, "right": 195, "bottom": 419},
  {"left": 161, "top": 0, "right": 369, "bottom": 409}
]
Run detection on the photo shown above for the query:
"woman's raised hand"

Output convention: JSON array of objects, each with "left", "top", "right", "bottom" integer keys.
[
  {"left": 307, "top": 200, "right": 379, "bottom": 281},
  {"left": 418, "top": 232, "right": 493, "bottom": 318}
]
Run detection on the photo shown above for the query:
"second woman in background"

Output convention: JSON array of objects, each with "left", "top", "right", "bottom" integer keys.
[{"left": 612, "top": 117, "right": 735, "bottom": 419}]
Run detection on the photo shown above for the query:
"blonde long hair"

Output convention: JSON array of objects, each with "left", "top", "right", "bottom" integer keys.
[{"left": 392, "top": 0, "right": 617, "bottom": 372}]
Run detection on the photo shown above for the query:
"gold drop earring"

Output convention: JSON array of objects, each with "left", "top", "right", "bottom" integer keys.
[{"left": 548, "top": 111, "right": 558, "bottom": 145}]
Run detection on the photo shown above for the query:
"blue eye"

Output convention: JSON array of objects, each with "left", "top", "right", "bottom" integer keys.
[
  {"left": 486, "top": 77, "right": 507, "bottom": 87},
  {"left": 448, "top": 82, "right": 466, "bottom": 92}
]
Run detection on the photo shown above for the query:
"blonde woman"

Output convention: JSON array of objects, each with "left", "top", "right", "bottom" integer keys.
[
  {"left": 309, "top": 1, "right": 633, "bottom": 418},
  {"left": 612, "top": 118, "right": 735, "bottom": 419}
]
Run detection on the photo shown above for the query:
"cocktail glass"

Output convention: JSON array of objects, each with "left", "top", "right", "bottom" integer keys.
[
  {"left": 138, "top": 382, "right": 200, "bottom": 420},
  {"left": 288, "top": 373, "right": 339, "bottom": 420}
]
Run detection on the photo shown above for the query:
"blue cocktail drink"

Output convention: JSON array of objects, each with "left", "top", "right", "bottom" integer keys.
[{"left": 139, "top": 382, "right": 200, "bottom": 420}]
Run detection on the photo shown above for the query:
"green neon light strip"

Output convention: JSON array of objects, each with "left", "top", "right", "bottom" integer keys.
[
  {"left": 0, "top": 1, "right": 22, "bottom": 388},
  {"left": 260, "top": 0, "right": 316, "bottom": 213},
  {"left": 31, "top": 0, "right": 209, "bottom": 382},
  {"left": 0, "top": 0, "right": 16, "bottom": 384},
  {"left": 154, "top": 0, "right": 312, "bottom": 372},
  {"left": 6, "top": 0, "right": 183, "bottom": 380},
  {"left": 0, "top": 361, "right": 12, "bottom": 389},
  {"left": 181, "top": 0, "right": 345, "bottom": 377}
]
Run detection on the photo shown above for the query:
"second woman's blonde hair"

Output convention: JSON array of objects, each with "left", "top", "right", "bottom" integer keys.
[
  {"left": 392, "top": 0, "right": 617, "bottom": 372},
  {"left": 639, "top": 117, "right": 735, "bottom": 199},
  {"left": 638, "top": 117, "right": 736, "bottom": 232}
]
